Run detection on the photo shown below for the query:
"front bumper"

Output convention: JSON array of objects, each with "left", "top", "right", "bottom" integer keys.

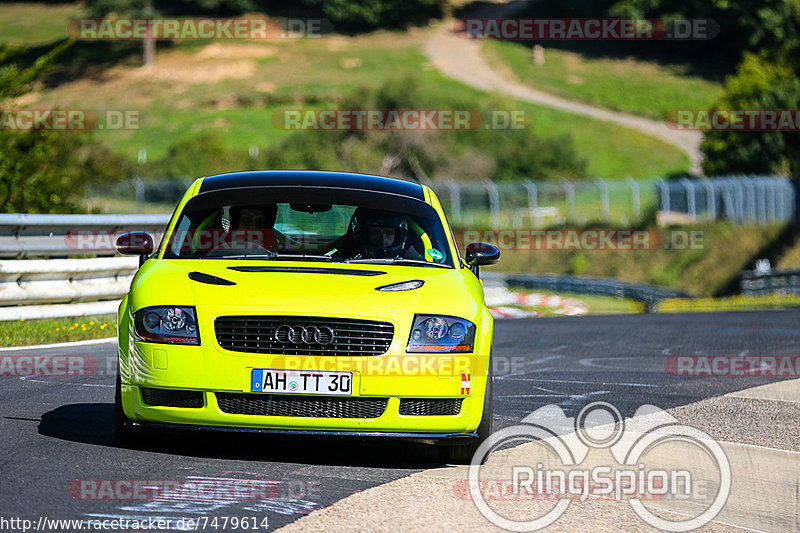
[{"left": 119, "top": 340, "right": 491, "bottom": 434}]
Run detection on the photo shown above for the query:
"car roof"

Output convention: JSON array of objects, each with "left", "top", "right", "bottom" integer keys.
[{"left": 198, "top": 171, "right": 426, "bottom": 201}]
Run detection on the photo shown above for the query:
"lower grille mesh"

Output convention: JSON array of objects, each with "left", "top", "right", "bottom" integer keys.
[
  {"left": 141, "top": 387, "right": 204, "bottom": 408},
  {"left": 216, "top": 393, "right": 387, "bottom": 419},
  {"left": 399, "top": 398, "right": 463, "bottom": 416}
]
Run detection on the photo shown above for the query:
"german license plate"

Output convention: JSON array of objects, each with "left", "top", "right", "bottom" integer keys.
[{"left": 251, "top": 369, "right": 352, "bottom": 396}]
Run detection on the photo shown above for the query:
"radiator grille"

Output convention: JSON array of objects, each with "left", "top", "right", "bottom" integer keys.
[
  {"left": 216, "top": 393, "right": 388, "bottom": 419},
  {"left": 141, "top": 387, "right": 204, "bottom": 408},
  {"left": 215, "top": 316, "right": 394, "bottom": 356},
  {"left": 399, "top": 398, "right": 463, "bottom": 416}
]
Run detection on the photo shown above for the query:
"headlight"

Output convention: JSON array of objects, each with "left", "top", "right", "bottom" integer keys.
[
  {"left": 406, "top": 314, "right": 475, "bottom": 353},
  {"left": 134, "top": 306, "right": 200, "bottom": 345}
]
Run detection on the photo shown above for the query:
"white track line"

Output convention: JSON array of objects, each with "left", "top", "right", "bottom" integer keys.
[{"left": 0, "top": 337, "right": 116, "bottom": 352}]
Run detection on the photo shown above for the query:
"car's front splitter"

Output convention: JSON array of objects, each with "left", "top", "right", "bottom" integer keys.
[{"left": 127, "top": 420, "right": 479, "bottom": 445}]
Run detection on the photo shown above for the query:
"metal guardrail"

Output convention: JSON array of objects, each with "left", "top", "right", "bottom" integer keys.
[
  {"left": 0, "top": 214, "right": 170, "bottom": 258},
  {"left": 0, "top": 257, "right": 139, "bottom": 307},
  {"left": 740, "top": 268, "right": 800, "bottom": 296},
  {"left": 501, "top": 273, "right": 687, "bottom": 312}
]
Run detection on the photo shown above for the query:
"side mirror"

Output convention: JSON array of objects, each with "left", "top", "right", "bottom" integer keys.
[
  {"left": 116, "top": 232, "right": 154, "bottom": 265},
  {"left": 465, "top": 242, "right": 500, "bottom": 277}
]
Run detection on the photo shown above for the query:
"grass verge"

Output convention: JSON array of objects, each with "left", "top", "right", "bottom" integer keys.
[
  {"left": 0, "top": 314, "right": 117, "bottom": 347},
  {"left": 657, "top": 294, "right": 800, "bottom": 313},
  {"left": 483, "top": 40, "right": 723, "bottom": 120}
]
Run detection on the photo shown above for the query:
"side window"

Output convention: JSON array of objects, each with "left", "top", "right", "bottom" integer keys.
[{"left": 170, "top": 215, "right": 192, "bottom": 256}]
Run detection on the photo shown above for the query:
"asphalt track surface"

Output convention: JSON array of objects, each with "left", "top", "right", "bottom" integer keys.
[{"left": 0, "top": 310, "right": 797, "bottom": 531}]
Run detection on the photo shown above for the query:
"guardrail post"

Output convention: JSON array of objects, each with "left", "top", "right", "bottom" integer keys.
[
  {"left": 595, "top": 177, "right": 610, "bottom": 222},
  {"left": 626, "top": 177, "right": 640, "bottom": 222}
]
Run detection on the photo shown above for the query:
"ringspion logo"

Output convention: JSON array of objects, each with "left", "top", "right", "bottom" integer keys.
[{"left": 468, "top": 402, "right": 730, "bottom": 531}]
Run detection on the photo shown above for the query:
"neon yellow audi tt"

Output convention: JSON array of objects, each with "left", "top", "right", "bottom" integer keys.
[{"left": 114, "top": 170, "right": 499, "bottom": 462}]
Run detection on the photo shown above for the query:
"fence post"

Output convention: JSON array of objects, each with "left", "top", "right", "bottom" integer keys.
[
  {"left": 702, "top": 178, "right": 716, "bottom": 221},
  {"left": 744, "top": 178, "right": 756, "bottom": 221},
  {"left": 559, "top": 178, "right": 575, "bottom": 223},
  {"left": 680, "top": 178, "right": 696, "bottom": 221},
  {"left": 626, "top": 177, "right": 640, "bottom": 222},
  {"left": 130, "top": 176, "right": 145, "bottom": 214},
  {"left": 657, "top": 179, "right": 670, "bottom": 216},
  {"left": 483, "top": 179, "right": 501, "bottom": 228},
  {"left": 523, "top": 179, "right": 538, "bottom": 225},
  {"left": 445, "top": 180, "right": 462, "bottom": 225},
  {"left": 595, "top": 177, "right": 610, "bottom": 222}
]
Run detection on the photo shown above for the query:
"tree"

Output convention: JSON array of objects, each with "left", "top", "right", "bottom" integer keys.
[
  {"left": 0, "top": 40, "right": 133, "bottom": 213},
  {"left": 87, "top": 0, "right": 157, "bottom": 66},
  {"left": 700, "top": 54, "right": 800, "bottom": 175}
]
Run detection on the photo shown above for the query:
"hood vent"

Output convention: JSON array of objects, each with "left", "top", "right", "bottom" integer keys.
[
  {"left": 227, "top": 266, "right": 385, "bottom": 276},
  {"left": 188, "top": 271, "right": 236, "bottom": 286}
]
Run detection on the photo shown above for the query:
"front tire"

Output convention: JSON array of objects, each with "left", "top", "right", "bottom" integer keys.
[
  {"left": 113, "top": 370, "right": 140, "bottom": 446},
  {"left": 438, "top": 364, "right": 494, "bottom": 465}
]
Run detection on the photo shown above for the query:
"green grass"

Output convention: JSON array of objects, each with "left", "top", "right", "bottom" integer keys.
[
  {"left": 508, "top": 289, "right": 644, "bottom": 316},
  {"left": 484, "top": 40, "right": 723, "bottom": 121},
  {"left": 658, "top": 294, "right": 800, "bottom": 313},
  {"left": 21, "top": 29, "right": 689, "bottom": 178},
  {"left": 0, "top": 314, "right": 117, "bottom": 347},
  {"left": 493, "top": 222, "right": 787, "bottom": 297},
  {"left": 0, "top": 2, "right": 85, "bottom": 45}
]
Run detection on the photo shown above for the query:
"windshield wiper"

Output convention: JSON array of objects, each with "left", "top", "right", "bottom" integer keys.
[
  {"left": 267, "top": 253, "right": 333, "bottom": 261},
  {"left": 206, "top": 252, "right": 278, "bottom": 259},
  {"left": 207, "top": 252, "right": 335, "bottom": 261},
  {"left": 344, "top": 258, "right": 450, "bottom": 268}
]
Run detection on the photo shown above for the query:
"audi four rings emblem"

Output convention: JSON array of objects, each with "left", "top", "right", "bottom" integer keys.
[{"left": 275, "top": 325, "right": 335, "bottom": 345}]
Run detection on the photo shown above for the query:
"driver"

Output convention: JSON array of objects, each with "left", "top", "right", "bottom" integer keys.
[
  {"left": 228, "top": 204, "right": 282, "bottom": 251},
  {"left": 338, "top": 208, "right": 409, "bottom": 259}
]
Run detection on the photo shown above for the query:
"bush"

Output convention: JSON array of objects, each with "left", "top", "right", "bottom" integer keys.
[
  {"left": 0, "top": 131, "right": 133, "bottom": 213},
  {"left": 300, "top": 0, "right": 446, "bottom": 30},
  {"left": 144, "top": 132, "right": 250, "bottom": 178}
]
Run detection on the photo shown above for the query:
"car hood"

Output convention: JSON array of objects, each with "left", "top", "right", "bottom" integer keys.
[{"left": 129, "top": 259, "right": 485, "bottom": 319}]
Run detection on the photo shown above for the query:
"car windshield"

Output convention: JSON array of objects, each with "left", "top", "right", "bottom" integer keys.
[{"left": 162, "top": 188, "right": 454, "bottom": 267}]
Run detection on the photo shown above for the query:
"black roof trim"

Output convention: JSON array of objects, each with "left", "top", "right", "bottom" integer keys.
[{"left": 199, "top": 171, "right": 425, "bottom": 201}]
